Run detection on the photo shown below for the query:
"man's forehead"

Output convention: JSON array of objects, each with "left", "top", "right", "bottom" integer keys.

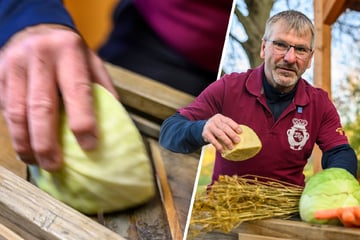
[{"left": 270, "top": 21, "right": 313, "bottom": 43}]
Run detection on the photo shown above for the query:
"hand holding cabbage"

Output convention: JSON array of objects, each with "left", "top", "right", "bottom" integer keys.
[{"left": 29, "top": 83, "right": 156, "bottom": 214}]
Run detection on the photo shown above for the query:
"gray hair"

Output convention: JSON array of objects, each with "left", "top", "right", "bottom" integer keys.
[{"left": 263, "top": 10, "right": 315, "bottom": 50}]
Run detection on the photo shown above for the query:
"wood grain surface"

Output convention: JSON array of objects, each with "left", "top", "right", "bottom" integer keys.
[{"left": 0, "top": 113, "right": 27, "bottom": 179}]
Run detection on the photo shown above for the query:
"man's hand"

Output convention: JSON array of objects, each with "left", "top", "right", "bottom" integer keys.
[
  {"left": 0, "top": 24, "right": 118, "bottom": 171},
  {"left": 202, "top": 113, "right": 241, "bottom": 153}
]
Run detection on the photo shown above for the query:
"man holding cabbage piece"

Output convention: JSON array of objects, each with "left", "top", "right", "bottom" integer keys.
[{"left": 159, "top": 9, "right": 359, "bottom": 223}]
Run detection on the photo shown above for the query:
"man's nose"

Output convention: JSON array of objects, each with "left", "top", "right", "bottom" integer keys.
[{"left": 283, "top": 46, "right": 297, "bottom": 62}]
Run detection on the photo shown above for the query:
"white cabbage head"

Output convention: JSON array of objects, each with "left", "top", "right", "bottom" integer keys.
[
  {"left": 30, "top": 84, "right": 156, "bottom": 214},
  {"left": 299, "top": 168, "right": 360, "bottom": 225}
]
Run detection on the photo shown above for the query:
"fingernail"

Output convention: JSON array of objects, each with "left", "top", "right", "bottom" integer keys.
[
  {"left": 77, "top": 133, "right": 98, "bottom": 150},
  {"left": 16, "top": 155, "right": 36, "bottom": 164},
  {"left": 38, "top": 154, "right": 62, "bottom": 172}
]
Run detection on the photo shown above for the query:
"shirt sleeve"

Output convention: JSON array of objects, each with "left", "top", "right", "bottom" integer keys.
[
  {"left": 0, "top": 0, "right": 76, "bottom": 47},
  {"left": 159, "top": 112, "right": 207, "bottom": 153},
  {"left": 321, "top": 144, "right": 358, "bottom": 178}
]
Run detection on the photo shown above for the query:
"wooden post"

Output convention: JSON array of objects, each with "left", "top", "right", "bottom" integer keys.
[{"left": 312, "top": 0, "right": 332, "bottom": 173}]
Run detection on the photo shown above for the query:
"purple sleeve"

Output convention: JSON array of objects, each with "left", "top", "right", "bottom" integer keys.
[
  {"left": 179, "top": 76, "right": 226, "bottom": 120},
  {"left": 0, "top": 0, "right": 76, "bottom": 47}
]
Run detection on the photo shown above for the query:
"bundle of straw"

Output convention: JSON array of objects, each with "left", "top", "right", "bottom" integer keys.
[{"left": 188, "top": 174, "right": 304, "bottom": 238}]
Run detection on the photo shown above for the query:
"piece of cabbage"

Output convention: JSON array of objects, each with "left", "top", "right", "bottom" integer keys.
[
  {"left": 221, "top": 125, "right": 262, "bottom": 161},
  {"left": 299, "top": 168, "right": 360, "bottom": 225},
  {"left": 29, "top": 83, "right": 156, "bottom": 214}
]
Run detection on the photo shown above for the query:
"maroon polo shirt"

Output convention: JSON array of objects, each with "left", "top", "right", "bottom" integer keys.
[{"left": 179, "top": 64, "right": 348, "bottom": 186}]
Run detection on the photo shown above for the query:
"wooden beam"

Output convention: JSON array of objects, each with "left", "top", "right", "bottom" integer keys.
[
  {"left": 149, "top": 139, "right": 183, "bottom": 240},
  {"left": 313, "top": 0, "right": 333, "bottom": 172},
  {"left": 323, "top": 0, "right": 348, "bottom": 25},
  {"left": 105, "top": 63, "right": 194, "bottom": 122},
  {"left": 233, "top": 218, "right": 360, "bottom": 240},
  {"left": 314, "top": 0, "right": 332, "bottom": 95},
  {"left": 0, "top": 165, "right": 125, "bottom": 240},
  {"left": 0, "top": 223, "right": 25, "bottom": 240},
  {"left": 0, "top": 113, "right": 27, "bottom": 179}
]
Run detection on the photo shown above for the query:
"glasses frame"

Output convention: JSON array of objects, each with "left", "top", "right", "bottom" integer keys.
[{"left": 264, "top": 39, "right": 313, "bottom": 60}]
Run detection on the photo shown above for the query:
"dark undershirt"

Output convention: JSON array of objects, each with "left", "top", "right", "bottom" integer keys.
[{"left": 263, "top": 77, "right": 297, "bottom": 121}]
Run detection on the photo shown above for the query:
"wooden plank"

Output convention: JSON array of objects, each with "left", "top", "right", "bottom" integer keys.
[
  {"left": 313, "top": 0, "right": 332, "bottom": 173},
  {"left": 0, "top": 112, "right": 27, "bottom": 179},
  {"left": 149, "top": 138, "right": 183, "bottom": 240},
  {"left": 105, "top": 62, "right": 194, "bottom": 121},
  {"left": 237, "top": 233, "right": 292, "bottom": 240},
  {"left": 0, "top": 223, "right": 24, "bottom": 240},
  {"left": 0, "top": 165, "right": 125, "bottom": 240},
  {"left": 129, "top": 113, "right": 161, "bottom": 138},
  {"left": 92, "top": 139, "right": 198, "bottom": 239},
  {"left": 323, "top": 0, "right": 348, "bottom": 25},
  {"left": 233, "top": 218, "right": 360, "bottom": 240},
  {"left": 160, "top": 146, "right": 200, "bottom": 231}
]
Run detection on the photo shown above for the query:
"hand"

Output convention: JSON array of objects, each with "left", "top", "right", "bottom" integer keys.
[
  {"left": 202, "top": 114, "right": 241, "bottom": 153},
  {"left": 314, "top": 206, "right": 360, "bottom": 227},
  {"left": 0, "top": 24, "right": 118, "bottom": 171}
]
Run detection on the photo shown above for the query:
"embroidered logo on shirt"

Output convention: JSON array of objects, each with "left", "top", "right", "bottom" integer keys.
[
  {"left": 336, "top": 127, "right": 345, "bottom": 135},
  {"left": 287, "top": 118, "right": 309, "bottom": 150}
]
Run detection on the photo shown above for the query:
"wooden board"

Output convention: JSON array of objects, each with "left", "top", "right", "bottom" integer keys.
[
  {"left": 106, "top": 62, "right": 194, "bottom": 122},
  {"left": 99, "top": 138, "right": 200, "bottom": 239},
  {"left": 193, "top": 218, "right": 360, "bottom": 240},
  {"left": 0, "top": 223, "right": 25, "bottom": 240},
  {"left": 0, "top": 113, "right": 27, "bottom": 179},
  {"left": 236, "top": 218, "right": 360, "bottom": 240},
  {"left": 0, "top": 165, "right": 125, "bottom": 240},
  {"left": 0, "top": 136, "right": 199, "bottom": 239}
]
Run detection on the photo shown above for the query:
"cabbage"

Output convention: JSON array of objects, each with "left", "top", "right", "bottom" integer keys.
[
  {"left": 29, "top": 83, "right": 156, "bottom": 214},
  {"left": 221, "top": 125, "right": 262, "bottom": 161},
  {"left": 299, "top": 168, "right": 360, "bottom": 225}
]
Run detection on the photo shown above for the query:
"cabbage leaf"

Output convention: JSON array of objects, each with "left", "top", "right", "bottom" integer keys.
[{"left": 30, "top": 83, "right": 156, "bottom": 214}]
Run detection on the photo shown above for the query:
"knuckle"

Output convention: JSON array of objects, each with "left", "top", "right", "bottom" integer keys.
[
  {"left": 6, "top": 103, "right": 27, "bottom": 124},
  {"left": 13, "top": 141, "right": 32, "bottom": 156},
  {"left": 28, "top": 98, "right": 54, "bottom": 117},
  {"left": 70, "top": 117, "right": 96, "bottom": 135}
]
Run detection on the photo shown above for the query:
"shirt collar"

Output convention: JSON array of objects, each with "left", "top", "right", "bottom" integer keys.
[{"left": 245, "top": 63, "right": 310, "bottom": 106}]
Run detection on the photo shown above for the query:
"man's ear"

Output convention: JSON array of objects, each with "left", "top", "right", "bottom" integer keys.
[
  {"left": 260, "top": 40, "right": 266, "bottom": 59},
  {"left": 306, "top": 51, "right": 314, "bottom": 69}
]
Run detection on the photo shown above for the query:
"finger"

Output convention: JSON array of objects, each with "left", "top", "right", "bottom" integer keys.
[
  {"left": 204, "top": 134, "right": 224, "bottom": 153},
  {"left": 0, "top": 53, "right": 6, "bottom": 109},
  {"left": 28, "top": 48, "right": 62, "bottom": 171},
  {"left": 213, "top": 122, "right": 240, "bottom": 150},
  {"left": 56, "top": 38, "right": 98, "bottom": 150},
  {"left": 4, "top": 49, "right": 35, "bottom": 163},
  {"left": 88, "top": 51, "right": 119, "bottom": 99}
]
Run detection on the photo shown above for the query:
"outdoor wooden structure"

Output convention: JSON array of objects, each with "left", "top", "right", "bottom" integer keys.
[
  {"left": 0, "top": 63, "right": 197, "bottom": 239},
  {"left": 312, "top": 0, "right": 360, "bottom": 172},
  {"left": 314, "top": 0, "right": 360, "bottom": 97}
]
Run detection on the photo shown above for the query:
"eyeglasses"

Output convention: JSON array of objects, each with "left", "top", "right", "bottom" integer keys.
[{"left": 264, "top": 39, "right": 313, "bottom": 60}]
